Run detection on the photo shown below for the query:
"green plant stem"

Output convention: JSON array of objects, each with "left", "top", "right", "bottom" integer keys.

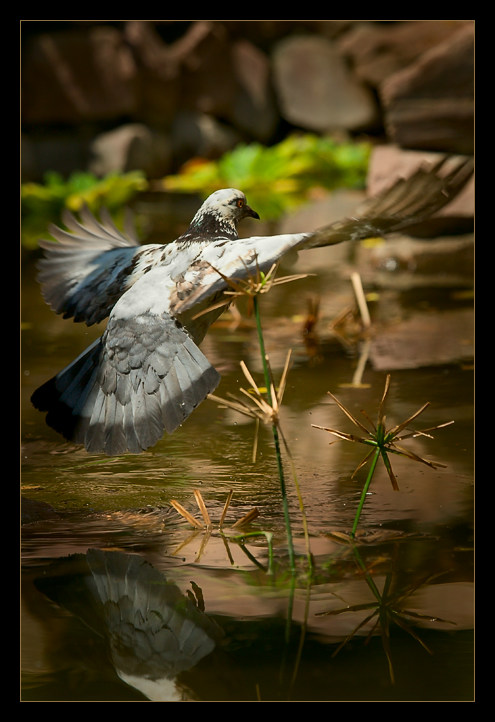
[
  {"left": 279, "top": 428, "right": 313, "bottom": 574},
  {"left": 350, "top": 541, "right": 383, "bottom": 603},
  {"left": 230, "top": 531, "right": 274, "bottom": 574},
  {"left": 351, "top": 446, "right": 381, "bottom": 538},
  {"left": 253, "top": 295, "right": 295, "bottom": 572}
]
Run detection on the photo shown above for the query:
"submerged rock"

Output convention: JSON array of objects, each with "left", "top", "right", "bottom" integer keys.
[{"left": 369, "top": 308, "right": 473, "bottom": 370}]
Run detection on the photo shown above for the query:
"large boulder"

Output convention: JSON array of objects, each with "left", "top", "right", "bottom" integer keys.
[
  {"left": 380, "top": 23, "right": 474, "bottom": 154},
  {"left": 170, "top": 111, "right": 241, "bottom": 168},
  {"left": 272, "top": 34, "right": 378, "bottom": 132},
  {"left": 125, "top": 21, "right": 278, "bottom": 141},
  {"left": 230, "top": 39, "right": 279, "bottom": 141},
  {"left": 89, "top": 123, "right": 173, "bottom": 178},
  {"left": 338, "top": 20, "right": 472, "bottom": 87}
]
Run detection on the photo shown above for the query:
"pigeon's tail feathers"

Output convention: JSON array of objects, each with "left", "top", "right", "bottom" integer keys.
[
  {"left": 31, "top": 322, "right": 221, "bottom": 456},
  {"left": 31, "top": 338, "right": 103, "bottom": 443},
  {"left": 37, "top": 206, "right": 143, "bottom": 325}
]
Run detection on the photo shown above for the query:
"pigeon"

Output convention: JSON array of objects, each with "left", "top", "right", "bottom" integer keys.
[{"left": 31, "top": 156, "right": 473, "bottom": 455}]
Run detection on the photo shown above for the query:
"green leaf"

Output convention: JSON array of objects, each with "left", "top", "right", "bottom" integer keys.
[{"left": 162, "top": 133, "right": 371, "bottom": 221}]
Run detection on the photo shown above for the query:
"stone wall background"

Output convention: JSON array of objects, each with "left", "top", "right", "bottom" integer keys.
[{"left": 21, "top": 20, "right": 474, "bottom": 183}]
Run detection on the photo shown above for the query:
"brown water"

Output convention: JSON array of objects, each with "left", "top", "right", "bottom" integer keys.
[{"left": 21, "top": 225, "right": 474, "bottom": 702}]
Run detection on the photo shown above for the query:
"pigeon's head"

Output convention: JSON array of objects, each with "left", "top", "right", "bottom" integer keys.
[
  {"left": 188, "top": 188, "right": 260, "bottom": 240},
  {"left": 203, "top": 188, "right": 260, "bottom": 224}
]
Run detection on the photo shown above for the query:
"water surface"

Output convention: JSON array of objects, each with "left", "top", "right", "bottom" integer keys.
[{"left": 21, "top": 221, "right": 474, "bottom": 702}]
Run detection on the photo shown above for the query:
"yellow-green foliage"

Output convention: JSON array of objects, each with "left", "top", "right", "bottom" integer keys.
[
  {"left": 21, "top": 170, "right": 147, "bottom": 249},
  {"left": 163, "top": 134, "right": 371, "bottom": 219},
  {"left": 21, "top": 135, "right": 370, "bottom": 249}
]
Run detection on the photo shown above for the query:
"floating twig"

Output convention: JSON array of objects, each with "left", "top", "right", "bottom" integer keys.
[
  {"left": 350, "top": 271, "right": 371, "bottom": 329},
  {"left": 169, "top": 499, "right": 204, "bottom": 529},
  {"left": 232, "top": 507, "right": 260, "bottom": 528},
  {"left": 194, "top": 489, "right": 212, "bottom": 528},
  {"left": 219, "top": 489, "right": 234, "bottom": 529}
]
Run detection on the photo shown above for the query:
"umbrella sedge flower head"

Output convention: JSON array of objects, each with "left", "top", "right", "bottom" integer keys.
[
  {"left": 193, "top": 257, "right": 313, "bottom": 320},
  {"left": 208, "top": 351, "right": 292, "bottom": 462},
  {"left": 312, "top": 374, "right": 453, "bottom": 491}
]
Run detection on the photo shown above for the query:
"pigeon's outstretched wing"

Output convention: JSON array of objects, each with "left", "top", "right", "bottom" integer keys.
[
  {"left": 36, "top": 205, "right": 159, "bottom": 326},
  {"left": 31, "top": 268, "right": 221, "bottom": 455},
  {"left": 304, "top": 154, "right": 474, "bottom": 249},
  {"left": 36, "top": 187, "right": 259, "bottom": 328},
  {"left": 177, "top": 155, "right": 473, "bottom": 315}
]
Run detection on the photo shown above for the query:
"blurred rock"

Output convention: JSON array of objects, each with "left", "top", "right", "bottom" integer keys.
[
  {"left": 359, "top": 145, "right": 474, "bottom": 293},
  {"left": 230, "top": 39, "right": 279, "bottom": 141},
  {"left": 367, "top": 145, "right": 474, "bottom": 236},
  {"left": 338, "top": 20, "right": 471, "bottom": 87},
  {"left": 170, "top": 111, "right": 241, "bottom": 167},
  {"left": 169, "top": 21, "right": 239, "bottom": 120},
  {"left": 380, "top": 23, "right": 474, "bottom": 154},
  {"left": 22, "top": 132, "right": 92, "bottom": 181},
  {"left": 370, "top": 308, "right": 474, "bottom": 370},
  {"left": 125, "top": 22, "right": 278, "bottom": 142},
  {"left": 20, "top": 20, "right": 475, "bottom": 188},
  {"left": 89, "top": 123, "right": 173, "bottom": 178},
  {"left": 277, "top": 188, "right": 366, "bottom": 272},
  {"left": 123, "top": 21, "right": 181, "bottom": 125},
  {"left": 279, "top": 188, "right": 367, "bottom": 234},
  {"left": 356, "top": 233, "right": 474, "bottom": 289},
  {"left": 21, "top": 496, "right": 60, "bottom": 524},
  {"left": 272, "top": 34, "right": 379, "bottom": 132},
  {"left": 22, "top": 25, "right": 138, "bottom": 125}
]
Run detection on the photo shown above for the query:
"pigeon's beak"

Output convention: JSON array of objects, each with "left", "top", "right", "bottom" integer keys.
[{"left": 245, "top": 205, "right": 260, "bottom": 220}]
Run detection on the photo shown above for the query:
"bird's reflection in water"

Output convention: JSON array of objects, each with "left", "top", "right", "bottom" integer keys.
[{"left": 34, "top": 549, "right": 222, "bottom": 701}]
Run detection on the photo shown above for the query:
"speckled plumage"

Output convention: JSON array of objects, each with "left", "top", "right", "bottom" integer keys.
[{"left": 31, "top": 160, "right": 473, "bottom": 455}]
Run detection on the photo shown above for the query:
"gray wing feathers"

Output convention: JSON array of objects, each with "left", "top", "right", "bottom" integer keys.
[
  {"left": 59, "top": 205, "right": 140, "bottom": 247},
  {"left": 303, "top": 155, "right": 474, "bottom": 250},
  {"left": 87, "top": 315, "right": 220, "bottom": 454},
  {"left": 45, "top": 205, "right": 140, "bottom": 249},
  {"left": 31, "top": 338, "right": 102, "bottom": 439},
  {"left": 32, "top": 313, "right": 220, "bottom": 455},
  {"left": 37, "top": 206, "right": 144, "bottom": 325}
]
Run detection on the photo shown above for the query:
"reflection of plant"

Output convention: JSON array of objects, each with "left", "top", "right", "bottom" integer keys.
[
  {"left": 317, "top": 543, "right": 455, "bottom": 684},
  {"left": 170, "top": 488, "right": 274, "bottom": 573},
  {"left": 162, "top": 133, "right": 370, "bottom": 220},
  {"left": 170, "top": 488, "right": 259, "bottom": 531},
  {"left": 313, "top": 375, "right": 453, "bottom": 538}
]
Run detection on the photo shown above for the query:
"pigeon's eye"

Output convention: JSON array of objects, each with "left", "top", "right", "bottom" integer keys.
[{"left": 236, "top": 199, "right": 244, "bottom": 209}]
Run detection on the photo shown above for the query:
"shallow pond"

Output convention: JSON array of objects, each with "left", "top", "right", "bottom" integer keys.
[{"left": 21, "top": 210, "right": 474, "bottom": 702}]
